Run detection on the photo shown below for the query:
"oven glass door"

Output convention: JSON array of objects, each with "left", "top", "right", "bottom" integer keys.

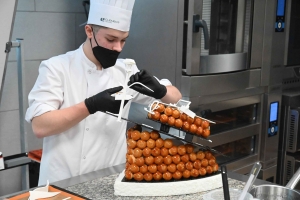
[
  {"left": 203, "top": 103, "right": 258, "bottom": 134},
  {"left": 215, "top": 136, "right": 255, "bottom": 165},
  {"left": 183, "top": 0, "right": 253, "bottom": 75}
]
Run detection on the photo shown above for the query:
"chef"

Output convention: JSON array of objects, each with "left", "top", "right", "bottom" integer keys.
[{"left": 25, "top": 0, "right": 181, "bottom": 185}]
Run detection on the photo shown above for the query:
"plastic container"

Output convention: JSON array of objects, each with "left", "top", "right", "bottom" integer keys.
[{"left": 203, "top": 188, "right": 254, "bottom": 200}]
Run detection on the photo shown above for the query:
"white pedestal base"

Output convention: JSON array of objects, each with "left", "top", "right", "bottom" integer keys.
[{"left": 114, "top": 170, "right": 222, "bottom": 196}]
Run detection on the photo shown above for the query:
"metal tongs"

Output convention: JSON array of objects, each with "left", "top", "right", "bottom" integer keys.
[
  {"left": 116, "top": 59, "right": 153, "bottom": 122},
  {"left": 238, "top": 162, "right": 262, "bottom": 200}
]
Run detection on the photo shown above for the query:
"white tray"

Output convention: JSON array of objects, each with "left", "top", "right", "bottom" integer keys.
[{"left": 114, "top": 170, "right": 222, "bottom": 196}]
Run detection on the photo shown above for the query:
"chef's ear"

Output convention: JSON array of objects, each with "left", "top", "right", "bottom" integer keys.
[{"left": 85, "top": 25, "right": 93, "bottom": 39}]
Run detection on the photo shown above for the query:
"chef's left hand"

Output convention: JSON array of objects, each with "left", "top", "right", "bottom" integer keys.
[{"left": 128, "top": 69, "right": 167, "bottom": 99}]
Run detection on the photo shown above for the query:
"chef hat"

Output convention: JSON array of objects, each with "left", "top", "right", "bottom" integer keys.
[{"left": 87, "top": 0, "right": 135, "bottom": 32}]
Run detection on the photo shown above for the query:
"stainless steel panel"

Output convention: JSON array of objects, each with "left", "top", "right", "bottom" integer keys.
[
  {"left": 258, "top": 164, "right": 277, "bottom": 182},
  {"left": 199, "top": 53, "right": 247, "bottom": 74},
  {"left": 267, "top": 67, "right": 284, "bottom": 88},
  {"left": 286, "top": 109, "right": 300, "bottom": 153},
  {"left": 285, "top": 155, "right": 298, "bottom": 185},
  {"left": 186, "top": 0, "right": 203, "bottom": 75},
  {"left": 181, "top": 69, "right": 261, "bottom": 97},
  {"left": 282, "top": 89, "right": 300, "bottom": 107},
  {"left": 278, "top": 90, "right": 300, "bottom": 185},
  {"left": 282, "top": 66, "right": 300, "bottom": 91},
  {"left": 261, "top": 0, "right": 286, "bottom": 87},
  {"left": 261, "top": 158, "right": 278, "bottom": 170},
  {"left": 260, "top": 93, "right": 282, "bottom": 164},
  {"left": 249, "top": 0, "right": 265, "bottom": 69},
  {"left": 284, "top": 154, "right": 300, "bottom": 190}
]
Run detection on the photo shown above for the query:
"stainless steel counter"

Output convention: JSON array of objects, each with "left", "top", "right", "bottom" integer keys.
[{"left": 1, "top": 163, "right": 273, "bottom": 199}]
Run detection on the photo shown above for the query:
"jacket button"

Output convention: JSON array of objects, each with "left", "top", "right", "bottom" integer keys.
[{"left": 86, "top": 128, "right": 89, "bottom": 131}]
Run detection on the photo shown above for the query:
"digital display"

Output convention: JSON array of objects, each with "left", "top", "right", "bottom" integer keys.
[
  {"left": 270, "top": 102, "right": 279, "bottom": 122},
  {"left": 277, "top": 0, "right": 285, "bottom": 17}
]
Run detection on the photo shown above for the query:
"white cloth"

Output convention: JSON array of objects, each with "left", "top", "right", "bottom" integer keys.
[
  {"left": 29, "top": 180, "right": 60, "bottom": 200},
  {"left": 88, "top": 0, "right": 135, "bottom": 31},
  {"left": 25, "top": 44, "right": 171, "bottom": 185}
]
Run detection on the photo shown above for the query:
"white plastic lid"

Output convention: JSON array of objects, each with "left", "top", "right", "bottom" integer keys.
[{"left": 203, "top": 188, "right": 253, "bottom": 200}]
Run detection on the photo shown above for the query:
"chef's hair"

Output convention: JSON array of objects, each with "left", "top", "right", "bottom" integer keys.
[{"left": 89, "top": 24, "right": 106, "bottom": 34}]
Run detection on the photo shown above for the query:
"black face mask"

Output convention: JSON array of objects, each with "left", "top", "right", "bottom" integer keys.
[{"left": 90, "top": 29, "right": 120, "bottom": 69}]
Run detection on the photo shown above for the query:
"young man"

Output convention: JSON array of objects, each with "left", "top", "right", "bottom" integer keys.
[{"left": 25, "top": 0, "right": 181, "bottom": 185}]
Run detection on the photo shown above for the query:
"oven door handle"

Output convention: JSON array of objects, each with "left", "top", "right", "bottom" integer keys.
[{"left": 193, "top": 14, "right": 209, "bottom": 50}]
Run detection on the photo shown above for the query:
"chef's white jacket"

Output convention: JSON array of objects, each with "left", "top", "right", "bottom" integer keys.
[{"left": 25, "top": 44, "right": 172, "bottom": 185}]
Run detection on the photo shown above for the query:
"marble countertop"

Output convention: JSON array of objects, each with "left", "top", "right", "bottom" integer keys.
[
  {"left": 1, "top": 163, "right": 273, "bottom": 199},
  {"left": 65, "top": 173, "right": 248, "bottom": 200}
]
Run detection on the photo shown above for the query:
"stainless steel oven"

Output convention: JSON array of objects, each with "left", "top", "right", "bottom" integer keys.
[
  {"left": 121, "top": 0, "right": 287, "bottom": 183},
  {"left": 278, "top": 90, "right": 300, "bottom": 185},
  {"left": 190, "top": 94, "right": 261, "bottom": 172},
  {"left": 276, "top": 0, "right": 300, "bottom": 186},
  {"left": 182, "top": 0, "right": 252, "bottom": 75},
  {"left": 284, "top": 0, "right": 300, "bottom": 66}
]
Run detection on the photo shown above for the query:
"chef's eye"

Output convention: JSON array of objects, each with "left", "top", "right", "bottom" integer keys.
[{"left": 106, "top": 38, "right": 114, "bottom": 42}]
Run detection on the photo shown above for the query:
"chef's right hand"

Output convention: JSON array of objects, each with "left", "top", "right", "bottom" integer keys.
[
  {"left": 84, "top": 86, "right": 128, "bottom": 114},
  {"left": 128, "top": 70, "right": 167, "bottom": 99}
]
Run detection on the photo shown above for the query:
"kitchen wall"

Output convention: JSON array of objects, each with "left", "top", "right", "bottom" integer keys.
[{"left": 0, "top": 0, "right": 87, "bottom": 196}]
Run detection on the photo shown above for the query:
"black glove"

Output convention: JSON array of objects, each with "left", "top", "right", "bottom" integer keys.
[
  {"left": 84, "top": 86, "right": 128, "bottom": 114},
  {"left": 128, "top": 70, "right": 167, "bottom": 99}
]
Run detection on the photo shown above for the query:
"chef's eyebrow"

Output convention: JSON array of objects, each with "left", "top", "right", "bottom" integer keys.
[{"left": 106, "top": 34, "right": 129, "bottom": 40}]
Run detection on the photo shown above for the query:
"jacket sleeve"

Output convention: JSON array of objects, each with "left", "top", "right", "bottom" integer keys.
[{"left": 25, "top": 60, "right": 64, "bottom": 122}]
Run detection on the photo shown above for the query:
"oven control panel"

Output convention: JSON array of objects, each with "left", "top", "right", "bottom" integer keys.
[
  {"left": 275, "top": 0, "right": 286, "bottom": 32},
  {"left": 268, "top": 101, "right": 279, "bottom": 137}
]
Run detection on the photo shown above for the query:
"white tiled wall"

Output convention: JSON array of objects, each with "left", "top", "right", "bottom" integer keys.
[{"left": 0, "top": 0, "right": 87, "bottom": 196}]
